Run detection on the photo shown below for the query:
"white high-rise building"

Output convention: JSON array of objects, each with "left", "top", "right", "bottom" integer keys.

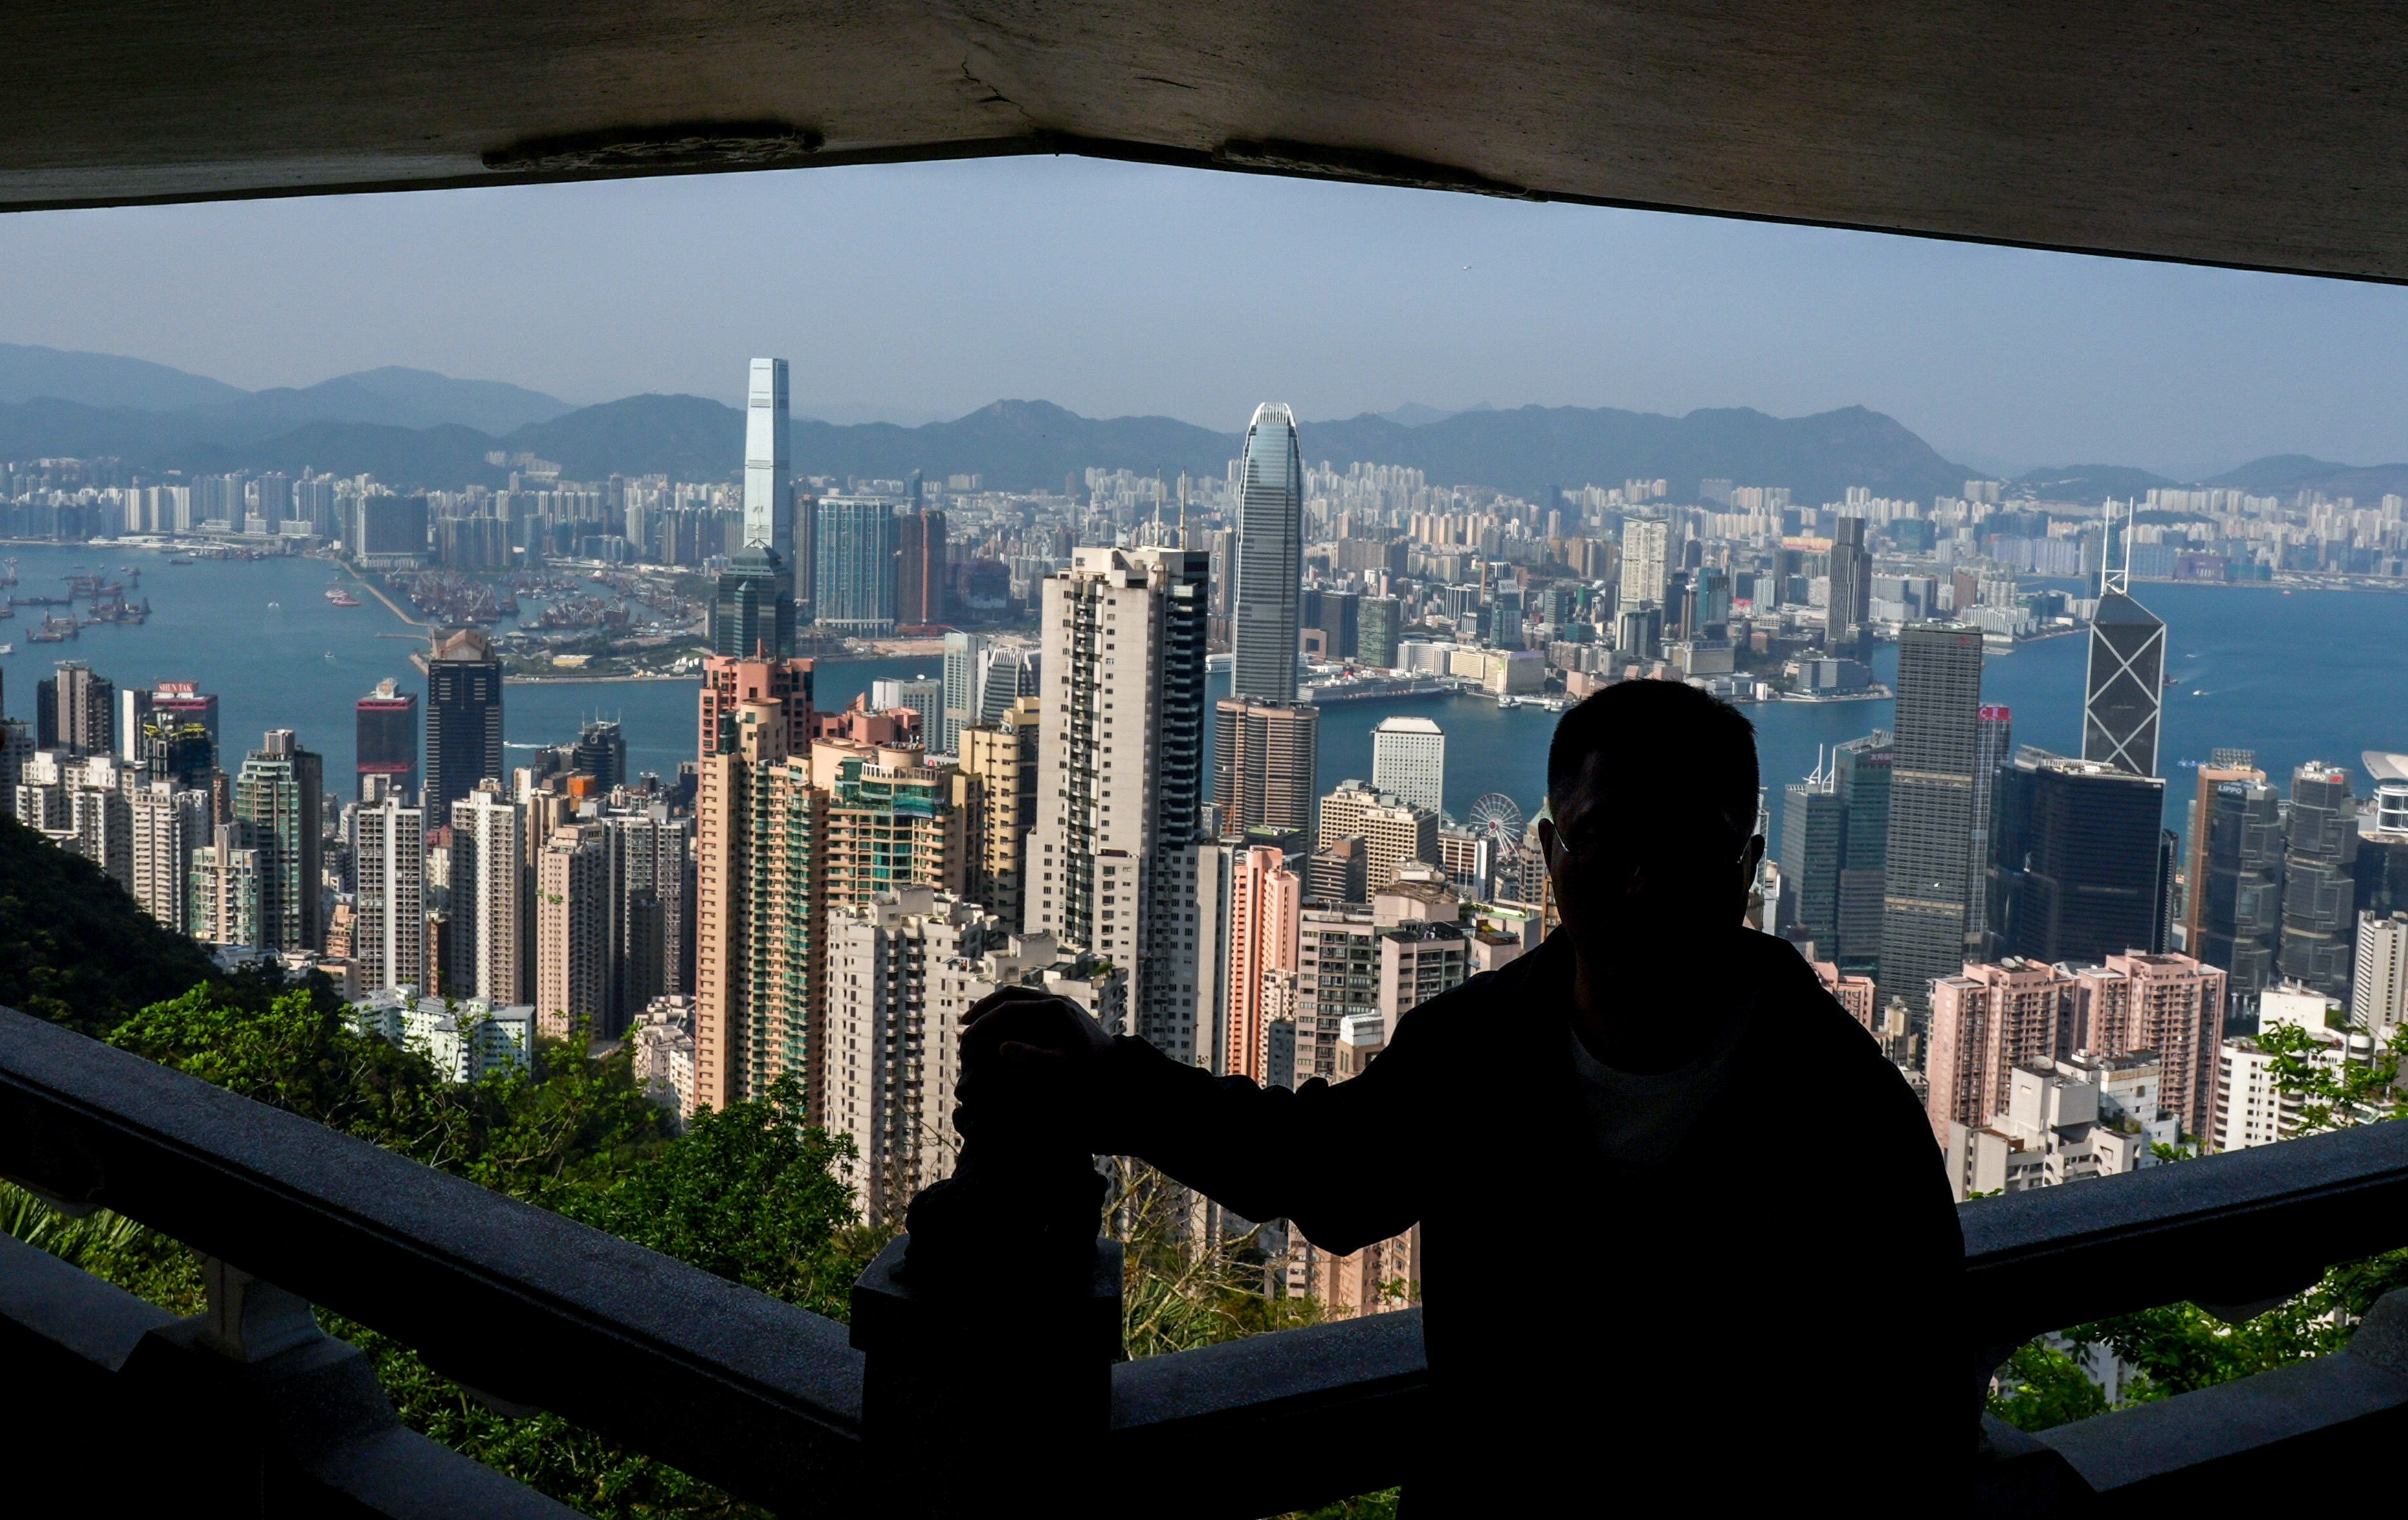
[
  {"left": 449, "top": 784, "right": 527, "bottom": 1004},
  {"left": 828, "top": 887, "right": 1004, "bottom": 1222},
  {"left": 130, "top": 782, "right": 210, "bottom": 934},
  {"left": 1029, "top": 545, "right": 1211, "bottom": 1060},
  {"left": 1621, "top": 516, "right": 1670, "bottom": 609},
  {"left": 355, "top": 791, "right": 426, "bottom": 993},
  {"left": 1371, "top": 715, "right": 1447, "bottom": 817},
  {"left": 2353, "top": 910, "right": 2408, "bottom": 1042},
  {"left": 743, "top": 357, "right": 794, "bottom": 602}
]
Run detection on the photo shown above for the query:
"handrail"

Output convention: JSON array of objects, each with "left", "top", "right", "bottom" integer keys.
[
  {"left": 6, "top": 998, "right": 2408, "bottom": 1515},
  {"left": 1961, "top": 1119, "right": 2408, "bottom": 1349},
  {"left": 0, "top": 1004, "right": 863, "bottom": 1515}
]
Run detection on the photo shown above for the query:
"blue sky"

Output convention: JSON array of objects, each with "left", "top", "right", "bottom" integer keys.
[{"left": 2, "top": 155, "right": 2405, "bottom": 478}]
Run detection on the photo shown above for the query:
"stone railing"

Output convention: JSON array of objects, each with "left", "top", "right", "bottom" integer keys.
[{"left": 2, "top": 1002, "right": 2405, "bottom": 1514}]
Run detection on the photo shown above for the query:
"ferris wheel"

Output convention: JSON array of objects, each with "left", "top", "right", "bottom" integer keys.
[{"left": 1465, "top": 793, "right": 1526, "bottom": 850}]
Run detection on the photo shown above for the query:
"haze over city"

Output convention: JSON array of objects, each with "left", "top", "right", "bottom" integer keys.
[{"left": 6, "top": 157, "right": 2408, "bottom": 478}]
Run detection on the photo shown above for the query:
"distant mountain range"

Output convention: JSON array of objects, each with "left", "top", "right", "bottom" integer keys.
[{"left": 3, "top": 340, "right": 2405, "bottom": 508}]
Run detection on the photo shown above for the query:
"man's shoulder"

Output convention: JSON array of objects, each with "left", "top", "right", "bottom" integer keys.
[{"left": 1731, "top": 932, "right": 1905, "bottom": 1081}]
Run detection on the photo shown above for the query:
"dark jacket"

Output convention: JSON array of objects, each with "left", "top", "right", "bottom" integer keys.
[{"left": 1096, "top": 926, "right": 1968, "bottom": 1513}]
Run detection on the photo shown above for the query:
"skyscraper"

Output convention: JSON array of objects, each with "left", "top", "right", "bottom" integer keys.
[
  {"left": 536, "top": 823, "right": 612, "bottom": 1038},
  {"left": 825, "top": 887, "right": 1008, "bottom": 1222},
  {"left": 2194, "top": 771, "right": 2284, "bottom": 996},
  {"left": 188, "top": 821, "right": 263, "bottom": 949},
  {"left": 1028, "top": 545, "right": 1211, "bottom": 1060},
  {"left": 694, "top": 672, "right": 824, "bottom": 1116},
  {"left": 233, "top": 729, "right": 325, "bottom": 953},
  {"left": 814, "top": 738, "right": 966, "bottom": 909},
  {"left": 2278, "top": 762, "right": 2358, "bottom": 998},
  {"left": 1214, "top": 700, "right": 1321, "bottom": 849},
  {"left": 355, "top": 678, "right": 420, "bottom": 800},
  {"left": 2084, "top": 507, "right": 2166, "bottom": 777},
  {"left": 571, "top": 719, "right": 627, "bottom": 790},
  {"left": 743, "top": 357, "right": 792, "bottom": 562},
  {"left": 130, "top": 782, "right": 210, "bottom": 935},
  {"left": 1780, "top": 762, "right": 1850, "bottom": 956},
  {"left": 869, "top": 677, "right": 944, "bottom": 748},
  {"left": 2353, "top": 911, "right": 2408, "bottom": 1043},
  {"left": 1831, "top": 730, "right": 1892, "bottom": 973},
  {"left": 1231, "top": 402, "right": 1303, "bottom": 704},
  {"left": 355, "top": 788, "right": 427, "bottom": 993},
  {"left": 709, "top": 544, "right": 797, "bottom": 658},
  {"left": 698, "top": 652, "right": 814, "bottom": 760},
  {"left": 1967, "top": 705, "right": 2013, "bottom": 947},
  {"left": 1371, "top": 716, "right": 1446, "bottom": 816},
  {"left": 814, "top": 496, "right": 900, "bottom": 636},
  {"left": 37, "top": 661, "right": 113, "bottom": 756},
  {"left": 2084, "top": 595, "right": 2167, "bottom": 777},
  {"left": 1828, "top": 516, "right": 1872, "bottom": 661},
  {"left": 137, "top": 683, "right": 219, "bottom": 789},
  {"left": 939, "top": 630, "right": 990, "bottom": 756},
  {"left": 2183, "top": 749, "right": 2264, "bottom": 955},
  {"left": 1620, "top": 517, "right": 1670, "bottom": 611},
  {"left": 896, "top": 507, "right": 947, "bottom": 628},
  {"left": 425, "top": 628, "right": 503, "bottom": 817},
  {"left": 1224, "top": 846, "right": 1303, "bottom": 1081},
  {"left": 1878, "top": 622, "right": 1987, "bottom": 1019},
  {"left": 960, "top": 697, "right": 1039, "bottom": 929},
  {"left": 1987, "top": 749, "right": 2168, "bottom": 965},
  {"left": 448, "top": 782, "right": 527, "bottom": 1004},
  {"left": 1358, "top": 596, "right": 1401, "bottom": 670}
]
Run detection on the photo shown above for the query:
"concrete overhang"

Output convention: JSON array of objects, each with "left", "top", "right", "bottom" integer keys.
[{"left": 4, "top": 2, "right": 2405, "bottom": 280}]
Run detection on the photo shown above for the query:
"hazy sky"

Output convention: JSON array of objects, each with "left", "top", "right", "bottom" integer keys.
[{"left": 3, "top": 155, "right": 2406, "bottom": 478}]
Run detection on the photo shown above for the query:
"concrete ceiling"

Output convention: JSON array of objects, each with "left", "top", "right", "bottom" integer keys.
[{"left": 6, "top": 1, "right": 2405, "bottom": 280}]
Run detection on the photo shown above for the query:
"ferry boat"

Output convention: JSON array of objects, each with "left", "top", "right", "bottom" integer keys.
[{"left": 325, "top": 586, "right": 362, "bottom": 608}]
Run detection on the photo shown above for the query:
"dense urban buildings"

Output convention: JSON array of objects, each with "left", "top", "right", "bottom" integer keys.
[{"left": 12, "top": 347, "right": 2408, "bottom": 1338}]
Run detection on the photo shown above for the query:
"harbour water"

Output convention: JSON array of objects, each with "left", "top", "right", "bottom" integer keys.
[{"left": 4, "top": 542, "right": 2402, "bottom": 840}]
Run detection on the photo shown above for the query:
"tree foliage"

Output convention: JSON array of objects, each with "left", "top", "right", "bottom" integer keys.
[
  {"left": 0, "top": 814, "right": 219, "bottom": 1035},
  {"left": 16, "top": 976, "right": 874, "bottom": 1517}
]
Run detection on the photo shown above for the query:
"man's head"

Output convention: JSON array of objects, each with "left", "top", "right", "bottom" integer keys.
[{"left": 1537, "top": 681, "right": 1763, "bottom": 940}]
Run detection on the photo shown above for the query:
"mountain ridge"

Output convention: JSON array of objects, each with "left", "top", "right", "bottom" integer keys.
[{"left": 5, "top": 338, "right": 2404, "bottom": 505}]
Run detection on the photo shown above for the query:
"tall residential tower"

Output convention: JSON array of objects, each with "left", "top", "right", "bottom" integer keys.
[{"left": 1029, "top": 545, "right": 1211, "bottom": 1061}]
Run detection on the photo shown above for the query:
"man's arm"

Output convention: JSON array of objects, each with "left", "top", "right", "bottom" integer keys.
[{"left": 960, "top": 989, "right": 1428, "bottom": 1255}]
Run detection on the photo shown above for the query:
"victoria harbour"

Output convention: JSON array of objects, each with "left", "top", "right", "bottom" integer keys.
[{"left": 8, "top": 541, "right": 2398, "bottom": 839}]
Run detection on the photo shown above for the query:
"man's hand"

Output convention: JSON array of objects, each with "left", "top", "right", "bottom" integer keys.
[{"left": 955, "top": 986, "right": 1112, "bottom": 1151}]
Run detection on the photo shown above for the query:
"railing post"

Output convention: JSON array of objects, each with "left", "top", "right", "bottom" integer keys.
[
  {"left": 114, "top": 1255, "right": 399, "bottom": 1514},
  {"left": 852, "top": 1118, "right": 1121, "bottom": 1516}
]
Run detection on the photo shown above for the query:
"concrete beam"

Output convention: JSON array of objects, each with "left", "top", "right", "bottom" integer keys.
[{"left": 1, "top": 3, "right": 2405, "bottom": 280}]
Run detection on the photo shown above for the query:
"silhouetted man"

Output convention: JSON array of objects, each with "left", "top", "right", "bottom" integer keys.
[{"left": 962, "top": 681, "right": 1966, "bottom": 1512}]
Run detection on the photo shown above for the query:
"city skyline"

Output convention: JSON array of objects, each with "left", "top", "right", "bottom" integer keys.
[{"left": 10, "top": 158, "right": 2408, "bottom": 476}]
